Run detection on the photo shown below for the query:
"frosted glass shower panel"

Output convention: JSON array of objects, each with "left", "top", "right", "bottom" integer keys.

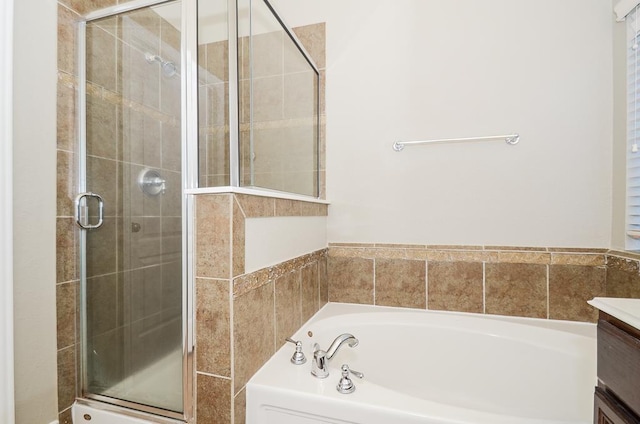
[
  {"left": 238, "top": 0, "right": 319, "bottom": 197},
  {"left": 198, "top": 0, "right": 230, "bottom": 187},
  {"left": 83, "top": 2, "right": 183, "bottom": 415}
]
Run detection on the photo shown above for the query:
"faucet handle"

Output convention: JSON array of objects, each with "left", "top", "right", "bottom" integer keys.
[
  {"left": 285, "top": 337, "right": 306, "bottom": 365},
  {"left": 344, "top": 365, "right": 364, "bottom": 379},
  {"left": 311, "top": 343, "right": 328, "bottom": 378},
  {"left": 336, "top": 364, "right": 363, "bottom": 394}
]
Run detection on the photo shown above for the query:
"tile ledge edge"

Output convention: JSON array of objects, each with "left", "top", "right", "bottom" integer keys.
[{"left": 186, "top": 186, "right": 330, "bottom": 204}]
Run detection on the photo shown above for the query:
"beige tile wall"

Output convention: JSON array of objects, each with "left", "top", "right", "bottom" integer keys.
[
  {"left": 194, "top": 194, "right": 328, "bottom": 424},
  {"left": 56, "top": 1, "right": 84, "bottom": 424},
  {"left": 199, "top": 39, "right": 230, "bottom": 187},
  {"left": 328, "top": 244, "right": 615, "bottom": 323},
  {"left": 198, "top": 21, "right": 328, "bottom": 192},
  {"left": 56, "top": 2, "right": 83, "bottom": 423},
  {"left": 606, "top": 252, "right": 640, "bottom": 298}
]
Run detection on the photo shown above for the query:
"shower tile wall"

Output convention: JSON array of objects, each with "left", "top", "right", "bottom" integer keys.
[
  {"left": 199, "top": 39, "right": 230, "bottom": 186},
  {"left": 56, "top": 4, "right": 86, "bottom": 422},
  {"left": 56, "top": 3, "right": 84, "bottom": 424},
  {"left": 198, "top": 22, "right": 326, "bottom": 196},
  {"left": 238, "top": 23, "right": 326, "bottom": 197}
]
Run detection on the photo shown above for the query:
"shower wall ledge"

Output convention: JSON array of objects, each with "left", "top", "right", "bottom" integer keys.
[{"left": 185, "top": 186, "right": 330, "bottom": 204}]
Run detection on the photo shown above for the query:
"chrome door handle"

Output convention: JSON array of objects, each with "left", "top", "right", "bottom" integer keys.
[{"left": 75, "top": 192, "right": 104, "bottom": 229}]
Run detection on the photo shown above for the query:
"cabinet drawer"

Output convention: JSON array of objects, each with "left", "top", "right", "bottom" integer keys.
[
  {"left": 594, "top": 387, "right": 640, "bottom": 424},
  {"left": 598, "top": 319, "right": 640, "bottom": 416}
]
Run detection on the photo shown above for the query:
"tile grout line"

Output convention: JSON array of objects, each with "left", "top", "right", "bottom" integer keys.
[
  {"left": 196, "top": 370, "right": 232, "bottom": 381},
  {"left": 316, "top": 258, "right": 320, "bottom": 309},
  {"left": 275, "top": 267, "right": 279, "bottom": 354},
  {"left": 298, "top": 268, "right": 303, "bottom": 335},
  {"left": 482, "top": 262, "right": 486, "bottom": 314},
  {"left": 372, "top": 258, "right": 376, "bottom": 305},
  {"left": 229, "top": 276, "right": 236, "bottom": 421},
  {"left": 228, "top": 192, "right": 237, "bottom": 422},
  {"left": 546, "top": 264, "right": 550, "bottom": 320},
  {"left": 425, "top": 260, "right": 429, "bottom": 310}
]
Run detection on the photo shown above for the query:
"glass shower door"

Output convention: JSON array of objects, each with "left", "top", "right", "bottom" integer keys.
[{"left": 79, "top": 1, "right": 184, "bottom": 417}]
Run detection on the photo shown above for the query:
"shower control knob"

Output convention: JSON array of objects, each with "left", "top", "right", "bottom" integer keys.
[
  {"left": 138, "top": 168, "right": 166, "bottom": 196},
  {"left": 285, "top": 337, "right": 306, "bottom": 365}
]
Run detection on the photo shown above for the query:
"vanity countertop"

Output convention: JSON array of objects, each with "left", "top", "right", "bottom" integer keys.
[{"left": 588, "top": 297, "right": 640, "bottom": 330}]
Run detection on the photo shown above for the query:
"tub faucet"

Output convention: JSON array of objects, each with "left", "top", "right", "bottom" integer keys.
[{"left": 311, "top": 333, "right": 359, "bottom": 378}]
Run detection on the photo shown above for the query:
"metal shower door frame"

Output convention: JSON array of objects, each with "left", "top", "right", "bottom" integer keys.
[{"left": 76, "top": 0, "right": 207, "bottom": 420}]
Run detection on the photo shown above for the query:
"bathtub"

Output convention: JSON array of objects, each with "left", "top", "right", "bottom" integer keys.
[{"left": 246, "top": 303, "right": 596, "bottom": 424}]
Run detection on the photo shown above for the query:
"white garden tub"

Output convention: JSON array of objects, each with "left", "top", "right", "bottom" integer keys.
[{"left": 246, "top": 303, "right": 596, "bottom": 424}]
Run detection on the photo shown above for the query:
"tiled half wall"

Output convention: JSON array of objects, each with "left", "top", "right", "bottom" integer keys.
[
  {"left": 329, "top": 244, "right": 640, "bottom": 324},
  {"left": 194, "top": 194, "right": 328, "bottom": 424}
]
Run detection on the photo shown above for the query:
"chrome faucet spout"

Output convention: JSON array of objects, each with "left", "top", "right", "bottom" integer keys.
[
  {"left": 325, "top": 333, "right": 358, "bottom": 361},
  {"left": 311, "top": 333, "right": 359, "bottom": 378}
]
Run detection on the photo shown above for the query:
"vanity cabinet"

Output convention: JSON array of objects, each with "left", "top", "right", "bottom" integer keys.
[
  {"left": 595, "top": 386, "right": 639, "bottom": 424},
  {"left": 594, "top": 312, "right": 640, "bottom": 424}
]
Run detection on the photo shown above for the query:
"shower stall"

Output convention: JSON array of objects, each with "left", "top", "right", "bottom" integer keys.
[{"left": 74, "top": 0, "right": 319, "bottom": 421}]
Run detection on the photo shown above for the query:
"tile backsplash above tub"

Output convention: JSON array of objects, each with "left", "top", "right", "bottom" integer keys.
[{"left": 328, "top": 244, "right": 640, "bottom": 323}]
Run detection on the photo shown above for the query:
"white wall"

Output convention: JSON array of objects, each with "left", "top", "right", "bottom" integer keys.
[
  {"left": 272, "top": 0, "right": 614, "bottom": 247},
  {"left": 612, "top": 17, "right": 628, "bottom": 250},
  {"left": 12, "top": 0, "right": 59, "bottom": 421},
  {"left": 245, "top": 216, "right": 327, "bottom": 272},
  {"left": 1, "top": 0, "right": 15, "bottom": 422}
]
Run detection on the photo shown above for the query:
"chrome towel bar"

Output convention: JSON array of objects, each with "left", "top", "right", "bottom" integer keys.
[{"left": 392, "top": 133, "right": 520, "bottom": 151}]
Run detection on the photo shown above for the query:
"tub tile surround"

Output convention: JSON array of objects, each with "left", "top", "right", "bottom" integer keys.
[
  {"left": 550, "top": 265, "right": 606, "bottom": 321},
  {"left": 606, "top": 254, "right": 640, "bottom": 298},
  {"left": 194, "top": 194, "right": 328, "bottom": 424},
  {"left": 485, "top": 263, "right": 548, "bottom": 318},
  {"left": 234, "top": 389, "right": 246, "bottom": 424},
  {"left": 232, "top": 281, "right": 275, "bottom": 395},
  {"left": 328, "top": 244, "right": 640, "bottom": 323},
  {"left": 428, "top": 261, "right": 483, "bottom": 313},
  {"left": 374, "top": 259, "right": 426, "bottom": 309}
]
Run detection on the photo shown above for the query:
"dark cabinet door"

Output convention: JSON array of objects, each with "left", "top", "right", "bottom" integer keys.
[{"left": 595, "top": 387, "right": 640, "bottom": 424}]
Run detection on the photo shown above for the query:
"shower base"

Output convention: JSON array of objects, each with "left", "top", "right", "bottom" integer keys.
[{"left": 72, "top": 347, "right": 184, "bottom": 423}]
